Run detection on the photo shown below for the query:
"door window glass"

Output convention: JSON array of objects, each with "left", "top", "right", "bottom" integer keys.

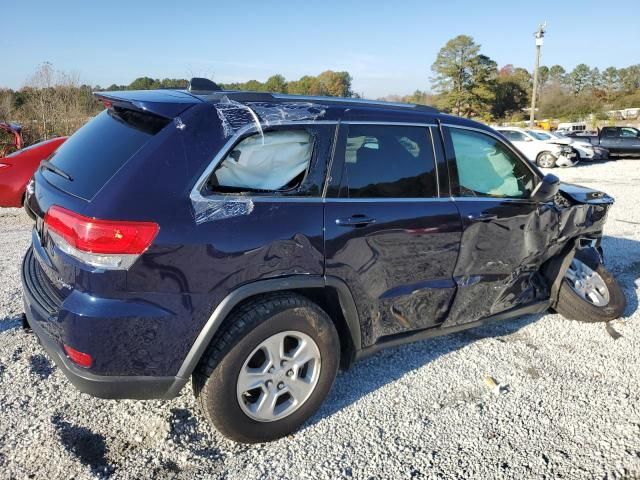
[
  {"left": 341, "top": 124, "right": 437, "bottom": 198},
  {"left": 620, "top": 127, "right": 639, "bottom": 138},
  {"left": 450, "top": 128, "right": 536, "bottom": 198}
]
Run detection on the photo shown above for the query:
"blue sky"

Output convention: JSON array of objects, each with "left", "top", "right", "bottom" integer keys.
[{"left": 3, "top": 0, "right": 639, "bottom": 98}]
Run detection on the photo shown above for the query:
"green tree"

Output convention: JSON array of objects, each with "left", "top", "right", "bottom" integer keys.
[
  {"left": 493, "top": 76, "right": 528, "bottom": 119},
  {"left": 588, "top": 67, "right": 602, "bottom": 92},
  {"left": 538, "top": 65, "right": 550, "bottom": 88},
  {"left": 618, "top": 65, "right": 640, "bottom": 93},
  {"left": 317, "top": 70, "right": 353, "bottom": 97},
  {"left": 549, "top": 65, "right": 566, "bottom": 85},
  {"left": 159, "top": 78, "right": 188, "bottom": 89},
  {"left": 128, "top": 77, "right": 159, "bottom": 90},
  {"left": 568, "top": 64, "right": 591, "bottom": 94},
  {"left": 287, "top": 76, "right": 324, "bottom": 95},
  {"left": 601, "top": 67, "right": 620, "bottom": 99},
  {"left": 264, "top": 74, "right": 288, "bottom": 93},
  {"left": 431, "top": 35, "right": 497, "bottom": 118}
]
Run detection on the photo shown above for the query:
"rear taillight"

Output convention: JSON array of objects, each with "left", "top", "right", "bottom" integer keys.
[
  {"left": 44, "top": 205, "right": 159, "bottom": 269},
  {"left": 63, "top": 344, "right": 93, "bottom": 368}
]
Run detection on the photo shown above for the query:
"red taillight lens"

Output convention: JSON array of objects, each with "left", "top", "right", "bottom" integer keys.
[
  {"left": 63, "top": 344, "right": 93, "bottom": 368},
  {"left": 44, "top": 205, "right": 159, "bottom": 255}
]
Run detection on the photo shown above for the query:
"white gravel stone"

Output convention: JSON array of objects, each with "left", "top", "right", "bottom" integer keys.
[{"left": 0, "top": 159, "right": 639, "bottom": 479}]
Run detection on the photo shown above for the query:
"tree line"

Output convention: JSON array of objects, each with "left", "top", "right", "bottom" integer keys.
[
  {"left": 1, "top": 45, "right": 639, "bottom": 146},
  {"left": 422, "top": 35, "right": 640, "bottom": 122},
  {"left": 101, "top": 70, "right": 353, "bottom": 97},
  {"left": 0, "top": 67, "right": 353, "bottom": 144}
]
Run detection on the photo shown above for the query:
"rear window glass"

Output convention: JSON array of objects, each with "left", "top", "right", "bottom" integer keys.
[{"left": 42, "top": 108, "right": 169, "bottom": 199}]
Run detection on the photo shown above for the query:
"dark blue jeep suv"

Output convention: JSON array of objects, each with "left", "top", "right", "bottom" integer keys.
[{"left": 22, "top": 79, "right": 625, "bottom": 443}]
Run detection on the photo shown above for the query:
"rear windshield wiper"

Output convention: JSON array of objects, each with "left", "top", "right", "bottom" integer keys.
[{"left": 40, "top": 160, "right": 73, "bottom": 181}]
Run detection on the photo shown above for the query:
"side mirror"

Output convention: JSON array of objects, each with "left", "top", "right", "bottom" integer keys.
[
  {"left": 524, "top": 136, "right": 533, "bottom": 142},
  {"left": 530, "top": 173, "right": 560, "bottom": 203}
]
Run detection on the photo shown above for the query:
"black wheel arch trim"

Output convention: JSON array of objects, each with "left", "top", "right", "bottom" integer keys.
[{"left": 169, "top": 275, "right": 362, "bottom": 396}]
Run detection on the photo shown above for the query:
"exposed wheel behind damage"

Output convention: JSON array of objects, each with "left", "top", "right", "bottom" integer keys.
[{"left": 556, "top": 255, "right": 626, "bottom": 322}]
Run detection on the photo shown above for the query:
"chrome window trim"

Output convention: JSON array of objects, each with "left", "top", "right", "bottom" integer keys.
[
  {"left": 342, "top": 121, "right": 437, "bottom": 128},
  {"left": 325, "top": 197, "right": 452, "bottom": 203},
  {"left": 450, "top": 196, "right": 542, "bottom": 205}
]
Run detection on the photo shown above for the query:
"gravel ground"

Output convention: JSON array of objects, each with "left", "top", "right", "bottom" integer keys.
[{"left": 0, "top": 159, "right": 639, "bottom": 479}]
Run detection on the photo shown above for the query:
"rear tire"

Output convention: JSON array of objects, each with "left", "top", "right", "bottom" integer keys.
[
  {"left": 192, "top": 293, "right": 340, "bottom": 443},
  {"left": 556, "top": 256, "right": 626, "bottom": 322},
  {"left": 537, "top": 151, "right": 558, "bottom": 168}
]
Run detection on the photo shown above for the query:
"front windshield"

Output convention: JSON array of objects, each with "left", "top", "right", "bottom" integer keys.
[{"left": 526, "top": 130, "right": 551, "bottom": 141}]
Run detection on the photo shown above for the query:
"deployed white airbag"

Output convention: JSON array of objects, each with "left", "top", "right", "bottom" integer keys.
[{"left": 214, "top": 131, "right": 312, "bottom": 191}]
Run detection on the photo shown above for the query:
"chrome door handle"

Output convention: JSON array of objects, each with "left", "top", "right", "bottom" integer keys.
[
  {"left": 335, "top": 215, "right": 377, "bottom": 227},
  {"left": 468, "top": 213, "right": 498, "bottom": 222}
]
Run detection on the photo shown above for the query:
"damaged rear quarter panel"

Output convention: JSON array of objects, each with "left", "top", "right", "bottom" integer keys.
[{"left": 115, "top": 103, "right": 331, "bottom": 375}]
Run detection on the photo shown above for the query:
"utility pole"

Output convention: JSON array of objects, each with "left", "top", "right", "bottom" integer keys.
[{"left": 529, "top": 22, "right": 546, "bottom": 127}]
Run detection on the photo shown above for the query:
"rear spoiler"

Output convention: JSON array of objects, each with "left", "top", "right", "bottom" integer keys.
[{"left": 93, "top": 90, "right": 203, "bottom": 119}]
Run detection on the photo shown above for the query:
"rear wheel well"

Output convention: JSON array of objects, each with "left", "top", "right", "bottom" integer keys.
[
  {"left": 208, "top": 287, "right": 357, "bottom": 371},
  {"left": 294, "top": 287, "right": 357, "bottom": 369}
]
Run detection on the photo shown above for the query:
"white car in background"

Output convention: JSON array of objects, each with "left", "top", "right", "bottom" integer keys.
[
  {"left": 550, "top": 130, "right": 609, "bottom": 161},
  {"left": 494, "top": 127, "right": 579, "bottom": 168}
]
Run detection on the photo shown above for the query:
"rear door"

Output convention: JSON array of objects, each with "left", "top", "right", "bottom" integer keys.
[
  {"left": 441, "top": 125, "right": 550, "bottom": 327},
  {"left": 324, "top": 122, "right": 462, "bottom": 346}
]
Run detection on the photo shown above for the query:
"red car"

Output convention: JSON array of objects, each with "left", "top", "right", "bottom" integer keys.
[
  {"left": 0, "top": 136, "right": 67, "bottom": 207},
  {"left": 0, "top": 122, "right": 23, "bottom": 156}
]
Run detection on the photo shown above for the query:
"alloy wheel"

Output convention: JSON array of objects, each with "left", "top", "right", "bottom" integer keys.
[
  {"left": 236, "top": 330, "right": 321, "bottom": 422},
  {"left": 538, "top": 152, "right": 556, "bottom": 168}
]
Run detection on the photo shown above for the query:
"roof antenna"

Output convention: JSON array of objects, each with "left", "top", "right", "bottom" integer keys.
[{"left": 188, "top": 77, "right": 222, "bottom": 94}]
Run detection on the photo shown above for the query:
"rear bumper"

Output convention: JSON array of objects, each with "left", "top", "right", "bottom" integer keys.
[{"left": 21, "top": 248, "right": 187, "bottom": 399}]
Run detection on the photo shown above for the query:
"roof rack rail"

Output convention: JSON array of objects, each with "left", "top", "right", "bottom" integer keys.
[
  {"left": 193, "top": 89, "right": 439, "bottom": 112},
  {"left": 273, "top": 94, "right": 439, "bottom": 112},
  {"left": 214, "top": 91, "right": 277, "bottom": 102}
]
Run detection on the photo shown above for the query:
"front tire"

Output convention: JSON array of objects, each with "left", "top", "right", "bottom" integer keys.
[
  {"left": 537, "top": 151, "right": 558, "bottom": 168},
  {"left": 192, "top": 293, "right": 340, "bottom": 443},
  {"left": 556, "top": 256, "right": 626, "bottom": 322}
]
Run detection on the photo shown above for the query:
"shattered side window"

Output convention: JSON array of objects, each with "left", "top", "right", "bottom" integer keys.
[
  {"left": 210, "top": 130, "right": 313, "bottom": 192},
  {"left": 450, "top": 128, "right": 536, "bottom": 199}
]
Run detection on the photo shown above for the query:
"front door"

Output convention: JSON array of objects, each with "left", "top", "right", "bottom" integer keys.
[
  {"left": 324, "top": 122, "right": 462, "bottom": 346},
  {"left": 441, "top": 126, "right": 554, "bottom": 327}
]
